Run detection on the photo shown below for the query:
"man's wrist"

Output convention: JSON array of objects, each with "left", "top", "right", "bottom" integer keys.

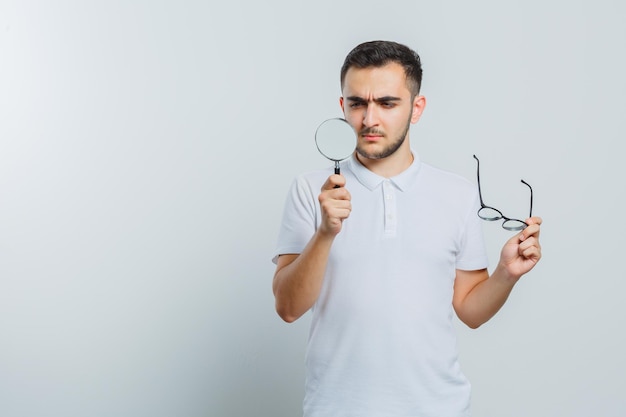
[{"left": 492, "top": 262, "right": 521, "bottom": 286}]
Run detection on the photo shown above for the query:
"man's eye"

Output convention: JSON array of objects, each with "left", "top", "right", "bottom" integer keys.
[
  {"left": 350, "top": 102, "right": 364, "bottom": 108},
  {"left": 381, "top": 102, "right": 395, "bottom": 108}
]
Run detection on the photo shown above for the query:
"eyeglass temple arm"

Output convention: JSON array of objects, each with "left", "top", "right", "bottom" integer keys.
[
  {"left": 473, "top": 155, "right": 487, "bottom": 206},
  {"left": 521, "top": 179, "right": 533, "bottom": 218}
]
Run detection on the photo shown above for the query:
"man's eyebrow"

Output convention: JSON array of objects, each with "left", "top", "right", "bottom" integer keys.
[{"left": 345, "top": 96, "right": 402, "bottom": 103}]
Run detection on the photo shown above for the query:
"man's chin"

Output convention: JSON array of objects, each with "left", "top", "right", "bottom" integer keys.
[
  {"left": 356, "top": 143, "right": 398, "bottom": 160},
  {"left": 356, "top": 146, "right": 382, "bottom": 160}
]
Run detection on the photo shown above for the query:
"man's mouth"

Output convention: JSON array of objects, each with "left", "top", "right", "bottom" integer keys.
[
  {"left": 360, "top": 129, "right": 384, "bottom": 141},
  {"left": 362, "top": 134, "right": 383, "bottom": 141}
]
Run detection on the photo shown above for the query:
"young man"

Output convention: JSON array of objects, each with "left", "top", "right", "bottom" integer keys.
[{"left": 272, "top": 41, "right": 542, "bottom": 417}]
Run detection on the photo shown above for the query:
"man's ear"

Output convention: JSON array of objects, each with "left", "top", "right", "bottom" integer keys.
[
  {"left": 339, "top": 96, "right": 345, "bottom": 113},
  {"left": 411, "top": 95, "right": 427, "bottom": 123}
]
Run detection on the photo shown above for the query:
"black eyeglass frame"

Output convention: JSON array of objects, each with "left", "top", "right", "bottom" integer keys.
[{"left": 473, "top": 155, "right": 533, "bottom": 231}]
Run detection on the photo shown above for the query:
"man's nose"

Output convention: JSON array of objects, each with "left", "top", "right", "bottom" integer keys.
[{"left": 363, "top": 104, "right": 379, "bottom": 127}]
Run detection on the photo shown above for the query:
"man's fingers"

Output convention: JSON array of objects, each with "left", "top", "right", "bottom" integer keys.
[
  {"left": 520, "top": 217, "right": 542, "bottom": 241},
  {"left": 318, "top": 174, "right": 352, "bottom": 236},
  {"left": 322, "top": 174, "right": 346, "bottom": 190},
  {"left": 320, "top": 175, "right": 351, "bottom": 203},
  {"left": 318, "top": 191, "right": 352, "bottom": 235}
]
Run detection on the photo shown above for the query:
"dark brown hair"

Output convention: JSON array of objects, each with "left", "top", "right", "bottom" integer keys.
[{"left": 340, "top": 40, "right": 423, "bottom": 97}]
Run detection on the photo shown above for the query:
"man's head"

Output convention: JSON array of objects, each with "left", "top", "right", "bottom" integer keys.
[
  {"left": 340, "top": 40, "right": 423, "bottom": 100},
  {"left": 339, "top": 41, "right": 426, "bottom": 165}
]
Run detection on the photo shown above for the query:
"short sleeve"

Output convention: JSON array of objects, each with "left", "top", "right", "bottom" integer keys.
[
  {"left": 455, "top": 191, "right": 489, "bottom": 271},
  {"left": 272, "top": 175, "right": 319, "bottom": 264}
]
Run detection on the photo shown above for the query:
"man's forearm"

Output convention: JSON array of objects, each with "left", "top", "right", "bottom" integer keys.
[{"left": 457, "top": 265, "right": 518, "bottom": 329}]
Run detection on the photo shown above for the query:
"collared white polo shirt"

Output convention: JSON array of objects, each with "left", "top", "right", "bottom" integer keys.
[{"left": 274, "top": 153, "right": 489, "bottom": 417}]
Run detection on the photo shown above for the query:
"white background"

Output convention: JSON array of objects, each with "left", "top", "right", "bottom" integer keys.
[{"left": 1, "top": 1, "right": 625, "bottom": 416}]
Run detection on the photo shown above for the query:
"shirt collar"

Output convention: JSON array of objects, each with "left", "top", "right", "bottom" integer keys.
[{"left": 346, "top": 151, "right": 422, "bottom": 192}]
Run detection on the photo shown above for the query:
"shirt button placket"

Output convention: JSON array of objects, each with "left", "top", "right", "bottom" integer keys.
[{"left": 383, "top": 180, "right": 397, "bottom": 236}]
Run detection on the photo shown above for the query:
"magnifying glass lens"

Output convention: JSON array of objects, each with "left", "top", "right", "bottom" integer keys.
[{"left": 315, "top": 118, "right": 356, "bottom": 175}]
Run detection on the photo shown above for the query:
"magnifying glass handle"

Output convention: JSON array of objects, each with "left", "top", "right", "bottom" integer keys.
[{"left": 334, "top": 161, "right": 341, "bottom": 188}]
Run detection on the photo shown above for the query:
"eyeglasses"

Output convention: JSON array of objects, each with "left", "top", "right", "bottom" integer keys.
[{"left": 473, "top": 155, "right": 533, "bottom": 231}]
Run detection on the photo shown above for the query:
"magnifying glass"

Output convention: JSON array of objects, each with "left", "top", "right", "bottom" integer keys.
[{"left": 315, "top": 118, "right": 356, "bottom": 175}]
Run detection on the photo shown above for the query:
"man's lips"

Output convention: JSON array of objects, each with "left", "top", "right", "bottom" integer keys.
[{"left": 362, "top": 134, "right": 383, "bottom": 141}]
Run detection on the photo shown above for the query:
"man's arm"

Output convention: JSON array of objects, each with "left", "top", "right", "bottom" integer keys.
[
  {"left": 453, "top": 217, "right": 542, "bottom": 329},
  {"left": 273, "top": 174, "right": 351, "bottom": 323}
]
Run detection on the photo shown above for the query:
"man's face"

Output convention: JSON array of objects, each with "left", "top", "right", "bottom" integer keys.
[{"left": 340, "top": 62, "right": 424, "bottom": 161}]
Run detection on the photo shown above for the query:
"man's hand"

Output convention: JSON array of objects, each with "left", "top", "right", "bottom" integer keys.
[
  {"left": 498, "top": 216, "right": 543, "bottom": 281},
  {"left": 318, "top": 174, "right": 352, "bottom": 236}
]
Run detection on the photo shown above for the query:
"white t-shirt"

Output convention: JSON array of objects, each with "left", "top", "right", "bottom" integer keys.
[{"left": 274, "top": 153, "right": 489, "bottom": 417}]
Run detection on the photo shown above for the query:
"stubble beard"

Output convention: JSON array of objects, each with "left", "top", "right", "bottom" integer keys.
[{"left": 355, "top": 114, "right": 412, "bottom": 160}]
